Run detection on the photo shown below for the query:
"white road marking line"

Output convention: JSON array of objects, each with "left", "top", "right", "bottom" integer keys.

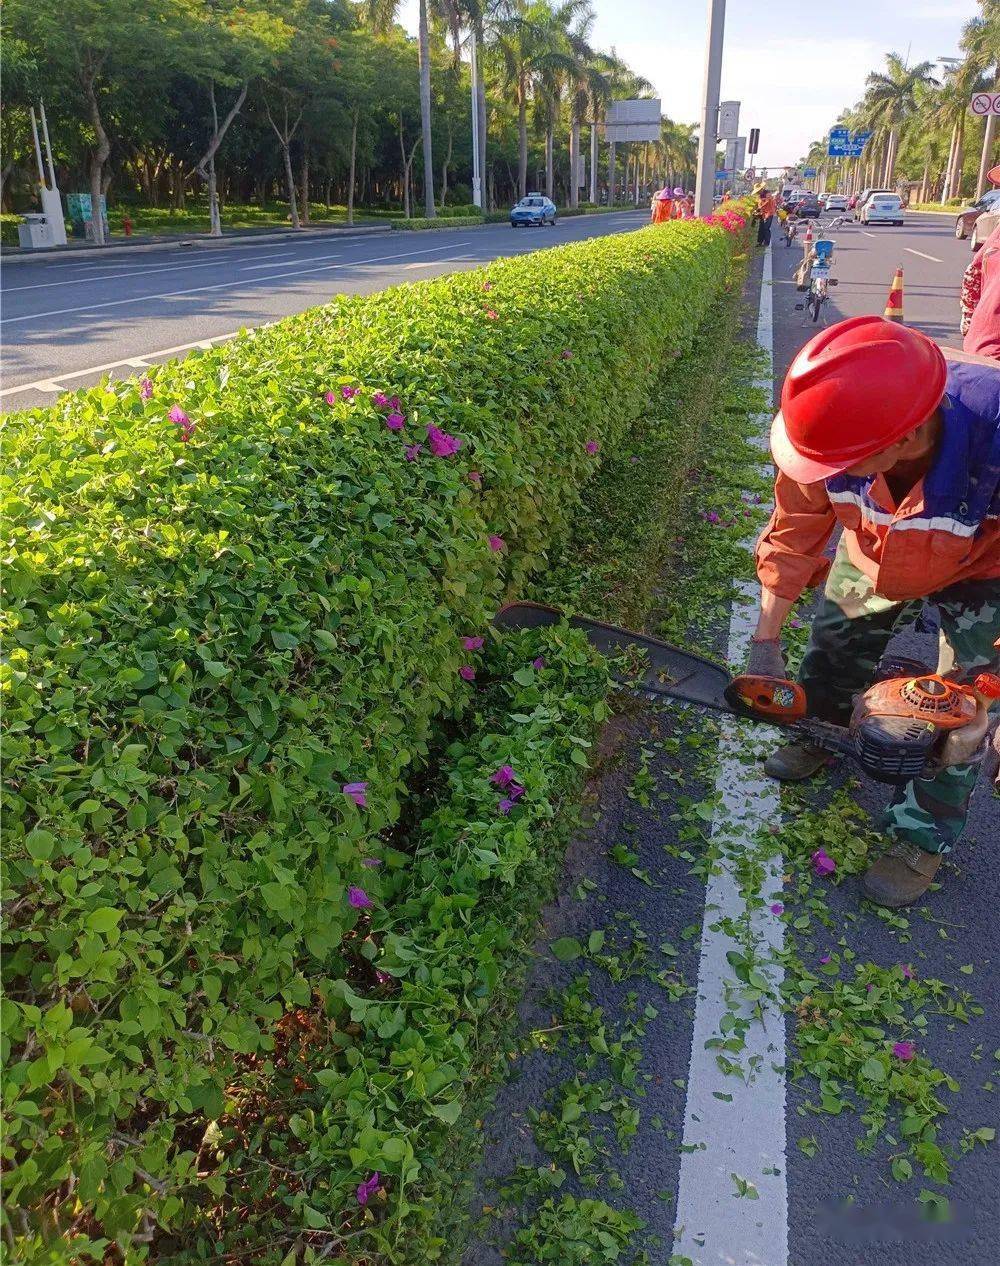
[
  {"left": 672, "top": 242, "right": 788, "bottom": 1266},
  {"left": 238, "top": 251, "right": 342, "bottom": 272},
  {"left": 904, "top": 248, "right": 943, "bottom": 263},
  {"left": 862, "top": 230, "right": 878, "bottom": 239},
  {"left": 0, "top": 330, "right": 249, "bottom": 397},
  {"left": 3, "top": 249, "right": 309, "bottom": 292},
  {"left": 0, "top": 242, "right": 475, "bottom": 325}
]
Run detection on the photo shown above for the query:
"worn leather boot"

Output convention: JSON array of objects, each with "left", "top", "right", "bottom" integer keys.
[
  {"left": 862, "top": 840, "right": 943, "bottom": 908},
  {"left": 763, "top": 739, "right": 832, "bottom": 782}
]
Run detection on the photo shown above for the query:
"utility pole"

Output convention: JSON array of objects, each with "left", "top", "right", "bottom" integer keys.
[
  {"left": 694, "top": 0, "right": 726, "bottom": 217},
  {"left": 470, "top": 32, "right": 482, "bottom": 208}
]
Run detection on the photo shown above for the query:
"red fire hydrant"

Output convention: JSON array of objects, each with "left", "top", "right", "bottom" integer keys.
[{"left": 123, "top": 214, "right": 133, "bottom": 236}]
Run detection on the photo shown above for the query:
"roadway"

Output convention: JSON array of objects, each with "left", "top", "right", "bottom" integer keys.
[{"left": 0, "top": 210, "right": 648, "bottom": 413}]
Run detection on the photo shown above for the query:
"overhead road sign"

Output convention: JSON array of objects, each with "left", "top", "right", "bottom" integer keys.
[
  {"left": 970, "top": 92, "right": 1000, "bottom": 116},
  {"left": 748, "top": 127, "right": 760, "bottom": 156},
  {"left": 604, "top": 98, "right": 661, "bottom": 142},
  {"left": 803, "top": 167, "right": 817, "bottom": 177},
  {"left": 725, "top": 137, "right": 746, "bottom": 174}
]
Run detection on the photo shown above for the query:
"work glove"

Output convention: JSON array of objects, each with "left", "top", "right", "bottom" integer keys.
[
  {"left": 747, "top": 637, "right": 787, "bottom": 680},
  {"left": 938, "top": 701, "right": 992, "bottom": 769}
]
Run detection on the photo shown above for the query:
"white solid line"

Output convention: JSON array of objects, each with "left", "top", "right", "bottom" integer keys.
[
  {"left": 904, "top": 247, "right": 944, "bottom": 263},
  {"left": 0, "top": 242, "right": 475, "bottom": 325},
  {"left": 862, "top": 230, "right": 878, "bottom": 239},
  {"left": 3, "top": 249, "right": 308, "bottom": 292},
  {"left": 672, "top": 243, "right": 788, "bottom": 1266}
]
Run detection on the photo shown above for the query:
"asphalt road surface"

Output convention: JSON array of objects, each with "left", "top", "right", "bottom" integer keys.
[
  {"left": 467, "top": 214, "right": 998, "bottom": 1266},
  {"left": 0, "top": 210, "right": 647, "bottom": 412}
]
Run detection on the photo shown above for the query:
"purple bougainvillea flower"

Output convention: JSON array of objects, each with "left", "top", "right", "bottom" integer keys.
[
  {"left": 342, "top": 781, "right": 368, "bottom": 808},
  {"left": 168, "top": 405, "right": 189, "bottom": 427},
  {"left": 488, "top": 534, "right": 505, "bottom": 552},
  {"left": 498, "top": 797, "right": 515, "bottom": 815},
  {"left": 706, "top": 510, "right": 720, "bottom": 524},
  {"left": 386, "top": 412, "right": 406, "bottom": 432},
  {"left": 811, "top": 848, "right": 836, "bottom": 878},
  {"left": 462, "top": 636, "right": 485, "bottom": 651},
  {"left": 630, "top": 455, "right": 640, "bottom": 464},
  {"left": 483, "top": 280, "right": 494, "bottom": 291},
  {"left": 491, "top": 764, "right": 516, "bottom": 788},
  {"left": 324, "top": 390, "right": 337, "bottom": 406},
  {"left": 389, "top": 395, "right": 401, "bottom": 410},
  {"left": 140, "top": 378, "right": 153, "bottom": 400},
  {"left": 349, "top": 886, "right": 373, "bottom": 909},
  {"left": 901, "top": 964, "right": 915, "bottom": 980},
  {"left": 866, "top": 983, "right": 874, "bottom": 992},
  {"left": 585, "top": 440, "right": 600, "bottom": 455},
  {"left": 892, "top": 1041, "right": 916, "bottom": 1062},
  {"left": 561, "top": 349, "right": 573, "bottom": 360},
  {"left": 459, "top": 665, "right": 475, "bottom": 681},
  {"left": 484, "top": 308, "right": 499, "bottom": 320},
  {"left": 404, "top": 443, "right": 423, "bottom": 462},
  {"left": 361, "top": 857, "right": 381, "bottom": 868},
  {"left": 372, "top": 391, "right": 390, "bottom": 409},
  {"left": 819, "top": 953, "right": 831, "bottom": 965},
  {"left": 356, "top": 1172, "right": 380, "bottom": 1205},
  {"left": 468, "top": 470, "right": 482, "bottom": 486},
  {"left": 375, "top": 968, "right": 392, "bottom": 986},
  {"left": 341, "top": 385, "right": 360, "bottom": 400},
  {"left": 770, "top": 902, "right": 784, "bottom": 915},
  {"left": 508, "top": 783, "right": 525, "bottom": 801},
  {"left": 426, "top": 424, "right": 462, "bottom": 457},
  {"left": 532, "top": 656, "right": 545, "bottom": 670}
]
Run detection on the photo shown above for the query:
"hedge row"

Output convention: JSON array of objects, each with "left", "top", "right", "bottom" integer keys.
[{"left": 2, "top": 216, "right": 741, "bottom": 1259}]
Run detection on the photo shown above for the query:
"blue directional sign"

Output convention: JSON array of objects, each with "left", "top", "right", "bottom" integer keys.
[
  {"left": 803, "top": 167, "right": 817, "bottom": 177},
  {"left": 828, "top": 127, "right": 850, "bottom": 156}
]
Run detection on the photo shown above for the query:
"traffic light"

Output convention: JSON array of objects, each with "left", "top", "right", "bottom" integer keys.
[{"left": 748, "top": 128, "right": 760, "bottom": 156}]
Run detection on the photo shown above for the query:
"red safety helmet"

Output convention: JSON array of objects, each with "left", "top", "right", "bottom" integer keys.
[{"left": 770, "top": 316, "right": 947, "bottom": 483}]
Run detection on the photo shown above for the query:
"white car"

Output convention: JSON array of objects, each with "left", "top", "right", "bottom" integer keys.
[
  {"left": 854, "top": 188, "right": 893, "bottom": 220},
  {"left": 861, "top": 193, "right": 904, "bottom": 226},
  {"left": 824, "top": 194, "right": 849, "bottom": 212}
]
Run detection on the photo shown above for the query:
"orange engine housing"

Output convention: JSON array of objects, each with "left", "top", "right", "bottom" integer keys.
[{"left": 854, "top": 674, "right": 980, "bottom": 730}]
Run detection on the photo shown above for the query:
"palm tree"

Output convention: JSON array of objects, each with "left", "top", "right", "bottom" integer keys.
[
  {"left": 961, "top": 2, "right": 1000, "bottom": 195},
  {"left": 863, "top": 53, "right": 938, "bottom": 186},
  {"left": 366, "top": 0, "right": 436, "bottom": 216}
]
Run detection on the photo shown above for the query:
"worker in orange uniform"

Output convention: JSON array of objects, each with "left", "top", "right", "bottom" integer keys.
[
  {"left": 749, "top": 317, "right": 1000, "bottom": 908},
  {"left": 756, "top": 187, "right": 777, "bottom": 246},
  {"left": 650, "top": 187, "right": 674, "bottom": 224}
]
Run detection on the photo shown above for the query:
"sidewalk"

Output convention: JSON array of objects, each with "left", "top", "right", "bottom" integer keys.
[{"left": 0, "top": 220, "right": 391, "bottom": 264}]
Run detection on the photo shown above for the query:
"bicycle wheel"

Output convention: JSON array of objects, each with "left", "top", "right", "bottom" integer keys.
[{"left": 811, "top": 294, "right": 822, "bottom": 322}]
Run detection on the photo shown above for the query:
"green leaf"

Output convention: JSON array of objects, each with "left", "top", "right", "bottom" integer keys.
[
  {"left": 85, "top": 907, "right": 124, "bottom": 934},
  {"left": 588, "top": 930, "right": 605, "bottom": 955},
  {"left": 551, "top": 937, "right": 583, "bottom": 962},
  {"left": 429, "top": 1100, "right": 461, "bottom": 1124},
  {"left": 25, "top": 829, "right": 56, "bottom": 860},
  {"left": 860, "top": 1057, "right": 886, "bottom": 1083}
]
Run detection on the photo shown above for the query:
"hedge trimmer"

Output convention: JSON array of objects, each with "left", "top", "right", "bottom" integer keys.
[{"left": 494, "top": 602, "right": 1000, "bottom": 785}]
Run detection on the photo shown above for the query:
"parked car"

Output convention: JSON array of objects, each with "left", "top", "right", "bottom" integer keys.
[
  {"left": 854, "top": 188, "right": 893, "bottom": 220},
  {"left": 861, "top": 192, "right": 905, "bottom": 226},
  {"left": 954, "top": 187, "right": 1000, "bottom": 244},
  {"left": 824, "top": 194, "right": 849, "bottom": 212},
  {"left": 970, "top": 204, "right": 1000, "bottom": 251},
  {"left": 510, "top": 194, "right": 557, "bottom": 227},
  {"left": 791, "top": 193, "right": 822, "bottom": 218}
]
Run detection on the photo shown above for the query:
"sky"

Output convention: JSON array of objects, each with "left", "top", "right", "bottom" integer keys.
[{"left": 396, "top": 0, "right": 980, "bottom": 173}]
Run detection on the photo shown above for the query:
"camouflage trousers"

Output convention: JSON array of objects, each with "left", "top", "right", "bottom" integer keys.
[{"left": 798, "top": 540, "right": 1000, "bottom": 854}]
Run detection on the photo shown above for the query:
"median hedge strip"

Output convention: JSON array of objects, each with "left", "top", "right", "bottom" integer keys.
[{"left": 1, "top": 215, "right": 744, "bottom": 1260}]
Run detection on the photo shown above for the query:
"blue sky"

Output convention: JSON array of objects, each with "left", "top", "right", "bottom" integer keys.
[{"left": 397, "top": 0, "right": 979, "bottom": 171}]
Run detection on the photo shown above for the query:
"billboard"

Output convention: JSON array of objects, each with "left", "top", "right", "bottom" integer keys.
[{"left": 603, "top": 98, "right": 662, "bottom": 143}]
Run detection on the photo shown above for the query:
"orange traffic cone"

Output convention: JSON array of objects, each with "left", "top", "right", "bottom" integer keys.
[
  {"left": 883, "top": 267, "right": 904, "bottom": 322},
  {"left": 803, "top": 223, "right": 813, "bottom": 245}
]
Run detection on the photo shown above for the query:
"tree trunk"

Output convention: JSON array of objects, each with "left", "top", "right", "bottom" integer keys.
[
  {"left": 195, "top": 79, "right": 248, "bottom": 237},
  {"left": 569, "top": 120, "right": 580, "bottom": 209},
  {"left": 300, "top": 143, "right": 309, "bottom": 224},
  {"left": 476, "top": 49, "right": 488, "bottom": 211},
  {"left": 82, "top": 62, "right": 110, "bottom": 245},
  {"left": 417, "top": 0, "right": 435, "bottom": 217},
  {"left": 281, "top": 144, "right": 300, "bottom": 228},
  {"left": 608, "top": 141, "right": 616, "bottom": 204},
  {"left": 348, "top": 111, "right": 358, "bottom": 226},
  {"left": 883, "top": 128, "right": 897, "bottom": 186},
  {"left": 324, "top": 177, "right": 332, "bottom": 210},
  {"left": 517, "top": 80, "right": 528, "bottom": 198},
  {"left": 545, "top": 123, "right": 554, "bottom": 199},
  {"left": 919, "top": 162, "right": 929, "bottom": 204},
  {"left": 943, "top": 122, "right": 959, "bottom": 201},
  {"left": 590, "top": 122, "right": 597, "bottom": 204},
  {"left": 400, "top": 115, "right": 411, "bottom": 218},
  {"left": 950, "top": 116, "right": 965, "bottom": 200},
  {"left": 441, "top": 121, "right": 453, "bottom": 206}
]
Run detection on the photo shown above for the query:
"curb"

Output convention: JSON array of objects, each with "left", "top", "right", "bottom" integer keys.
[{"left": 0, "top": 223, "right": 392, "bottom": 265}]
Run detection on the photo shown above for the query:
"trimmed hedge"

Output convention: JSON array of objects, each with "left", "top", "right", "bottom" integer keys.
[
  {"left": 2, "top": 218, "right": 740, "bottom": 1259},
  {"left": 392, "top": 214, "right": 487, "bottom": 231}
]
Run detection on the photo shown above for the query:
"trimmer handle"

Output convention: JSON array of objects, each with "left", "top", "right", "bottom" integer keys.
[{"left": 724, "top": 674, "right": 809, "bottom": 723}]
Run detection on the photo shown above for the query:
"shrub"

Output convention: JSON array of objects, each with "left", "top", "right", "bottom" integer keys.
[
  {"left": 392, "top": 214, "right": 485, "bottom": 230},
  {"left": 2, "top": 219, "right": 738, "bottom": 1259}
]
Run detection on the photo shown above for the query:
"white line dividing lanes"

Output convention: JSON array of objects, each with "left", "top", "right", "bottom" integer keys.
[
  {"left": 0, "top": 241, "right": 475, "bottom": 325},
  {"left": 904, "top": 247, "right": 944, "bottom": 263},
  {"left": 672, "top": 243, "right": 789, "bottom": 1266}
]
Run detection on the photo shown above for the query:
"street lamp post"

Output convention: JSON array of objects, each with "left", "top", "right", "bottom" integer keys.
[
  {"left": 470, "top": 32, "right": 482, "bottom": 209},
  {"left": 694, "top": 0, "right": 726, "bottom": 217}
]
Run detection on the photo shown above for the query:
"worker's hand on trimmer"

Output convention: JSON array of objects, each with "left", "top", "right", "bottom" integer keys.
[
  {"left": 939, "top": 701, "right": 992, "bottom": 768},
  {"left": 747, "top": 637, "right": 787, "bottom": 680}
]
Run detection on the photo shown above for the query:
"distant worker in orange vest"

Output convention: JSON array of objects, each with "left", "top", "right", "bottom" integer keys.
[
  {"left": 671, "top": 187, "right": 686, "bottom": 218},
  {"left": 756, "top": 188, "right": 777, "bottom": 246}
]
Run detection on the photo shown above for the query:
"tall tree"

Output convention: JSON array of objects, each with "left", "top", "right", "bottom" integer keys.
[{"left": 863, "top": 53, "right": 938, "bottom": 186}]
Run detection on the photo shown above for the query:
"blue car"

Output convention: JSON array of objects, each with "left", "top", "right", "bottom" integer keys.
[{"left": 510, "top": 194, "right": 557, "bottom": 227}]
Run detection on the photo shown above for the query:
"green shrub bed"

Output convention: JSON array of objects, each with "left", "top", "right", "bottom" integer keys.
[
  {"left": 392, "top": 214, "right": 487, "bottom": 231},
  {"left": 2, "top": 217, "right": 743, "bottom": 1261}
]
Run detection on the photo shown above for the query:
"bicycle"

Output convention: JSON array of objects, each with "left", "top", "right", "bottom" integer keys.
[{"left": 783, "top": 217, "right": 798, "bottom": 247}]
